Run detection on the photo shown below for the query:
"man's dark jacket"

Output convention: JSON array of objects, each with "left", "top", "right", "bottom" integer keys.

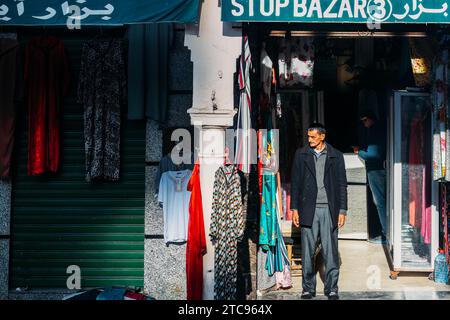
[{"left": 290, "top": 143, "right": 348, "bottom": 228}]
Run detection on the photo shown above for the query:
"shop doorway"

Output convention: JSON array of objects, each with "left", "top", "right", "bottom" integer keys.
[
  {"left": 248, "top": 24, "right": 440, "bottom": 281},
  {"left": 254, "top": 34, "right": 417, "bottom": 241}
]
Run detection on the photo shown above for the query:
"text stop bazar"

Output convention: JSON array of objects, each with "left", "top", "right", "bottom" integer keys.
[{"left": 230, "top": 0, "right": 371, "bottom": 19}]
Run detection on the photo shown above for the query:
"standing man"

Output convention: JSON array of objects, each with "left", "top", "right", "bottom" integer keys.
[
  {"left": 291, "top": 123, "right": 348, "bottom": 300},
  {"left": 352, "top": 110, "right": 387, "bottom": 244}
]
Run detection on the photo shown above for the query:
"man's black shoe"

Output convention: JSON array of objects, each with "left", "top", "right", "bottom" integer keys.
[
  {"left": 327, "top": 292, "right": 339, "bottom": 300},
  {"left": 300, "top": 292, "right": 316, "bottom": 299}
]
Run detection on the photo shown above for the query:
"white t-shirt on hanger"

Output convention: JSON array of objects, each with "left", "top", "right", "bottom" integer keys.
[{"left": 158, "top": 169, "right": 192, "bottom": 244}]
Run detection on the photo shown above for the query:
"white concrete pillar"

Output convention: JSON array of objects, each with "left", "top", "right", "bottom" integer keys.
[
  {"left": 185, "top": 1, "right": 241, "bottom": 115},
  {"left": 185, "top": 0, "right": 242, "bottom": 300},
  {"left": 196, "top": 125, "right": 226, "bottom": 300}
]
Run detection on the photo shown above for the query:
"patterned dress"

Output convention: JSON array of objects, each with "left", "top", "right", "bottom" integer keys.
[
  {"left": 210, "top": 164, "right": 245, "bottom": 300},
  {"left": 77, "top": 38, "right": 126, "bottom": 182}
]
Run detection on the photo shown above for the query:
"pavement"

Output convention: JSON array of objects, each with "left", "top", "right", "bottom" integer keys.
[{"left": 260, "top": 240, "right": 450, "bottom": 300}]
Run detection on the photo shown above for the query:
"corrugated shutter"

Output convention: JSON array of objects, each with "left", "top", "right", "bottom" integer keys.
[{"left": 10, "top": 33, "right": 145, "bottom": 289}]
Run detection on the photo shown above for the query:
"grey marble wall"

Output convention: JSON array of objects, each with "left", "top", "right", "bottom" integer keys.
[
  {"left": 0, "top": 240, "right": 8, "bottom": 300},
  {"left": 144, "top": 239, "right": 186, "bottom": 300},
  {"left": 169, "top": 31, "right": 193, "bottom": 92},
  {"left": 7, "top": 289, "right": 71, "bottom": 300},
  {"left": 144, "top": 120, "right": 189, "bottom": 301},
  {"left": 0, "top": 180, "right": 11, "bottom": 299},
  {"left": 143, "top": 28, "right": 192, "bottom": 300},
  {"left": 146, "top": 120, "right": 163, "bottom": 163},
  {"left": 144, "top": 142, "right": 187, "bottom": 300},
  {"left": 167, "top": 95, "right": 193, "bottom": 128},
  {"left": 0, "top": 180, "right": 10, "bottom": 237}
]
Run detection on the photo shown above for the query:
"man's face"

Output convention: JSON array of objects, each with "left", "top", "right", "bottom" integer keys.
[
  {"left": 308, "top": 129, "right": 325, "bottom": 148},
  {"left": 361, "top": 117, "right": 375, "bottom": 128}
]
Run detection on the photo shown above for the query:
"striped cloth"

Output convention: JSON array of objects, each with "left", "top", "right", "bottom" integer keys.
[{"left": 235, "top": 35, "right": 253, "bottom": 173}]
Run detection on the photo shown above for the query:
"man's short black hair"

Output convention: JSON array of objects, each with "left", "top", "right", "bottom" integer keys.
[
  {"left": 359, "top": 109, "right": 377, "bottom": 121},
  {"left": 308, "top": 122, "right": 326, "bottom": 135}
]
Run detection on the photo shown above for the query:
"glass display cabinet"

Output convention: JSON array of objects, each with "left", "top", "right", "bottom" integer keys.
[{"left": 386, "top": 90, "right": 439, "bottom": 279}]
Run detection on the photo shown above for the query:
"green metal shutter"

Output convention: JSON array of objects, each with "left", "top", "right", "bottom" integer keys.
[{"left": 10, "top": 34, "right": 145, "bottom": 289}]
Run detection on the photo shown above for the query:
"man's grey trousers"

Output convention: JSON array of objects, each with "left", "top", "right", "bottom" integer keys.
[{"left": 301, "top": 205, "right": 339, "bottom": 295}]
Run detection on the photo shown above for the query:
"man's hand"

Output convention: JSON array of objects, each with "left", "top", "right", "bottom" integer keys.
[
  {"left": 338, "top": 213, "right": 346, "bottom": 229},
  {"left": 292, "top": 210, "right": 300, "bottom": 228},
  {"left": 351, "top": 146, "right": 359, "bottom": 154}
]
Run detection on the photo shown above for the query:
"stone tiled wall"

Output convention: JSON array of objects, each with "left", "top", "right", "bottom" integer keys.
[
  {"left": 143, "top": 27, "right": 193, "bottom": 300},
  {"left": 0, "top": 180, "right": 11, "bottom": 300}
]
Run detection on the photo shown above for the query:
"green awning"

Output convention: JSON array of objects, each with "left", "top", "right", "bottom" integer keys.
[
  {"left": 0, "top": 0, "right": 199, "bottom": 26},
  {"left": 222, "top": 0, "right": 449, "bottom": 24}
]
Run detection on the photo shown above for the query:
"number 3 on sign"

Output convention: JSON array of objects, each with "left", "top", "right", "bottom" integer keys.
[{"left": 368, "top": 0, "right": 393, "bottom": 22}]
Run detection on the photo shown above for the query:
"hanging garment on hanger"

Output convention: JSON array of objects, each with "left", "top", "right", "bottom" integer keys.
[
  {"left": 78, "top": 38, "right": 126, "bottom": 182},
  {"left": 235, "top": 35, "right": 253, "bottom": 174},
  {"left": 158, "top": 169, "right": 192, "bottom": 244},
  {"left": 432, "top": 59, "right": 447, "bottom": 181},
  {"left": 127, "top": 24, "right": 172, "bottom": 122},
  {"left": 278, "top": 37, "right": 315, "bottom": 88},
  {"left": 0, "top": 37, "right": 19, "bottom": 178},
  {"left": 257, "top": 130, "right": 263, "bottom": 195},
  {"left": 259, "top": 120, "right": 289, "bottom": 280},
  {"left": 260, "top": 172, "right": 278, "bottom": 250},
  {"left": 277, "top": 95, "right": 288, "bottom": 179},
  {"left": 155, "top": 153, "right": 194, "bottom": 194},
  {"left": 432, "top": 71, "right": 443, "bottom": 181},
  {"left": 273, "top": 175, "right": 292, "bottom": 289},
  {"left": 260, "top": 45, "right": 273, "bottom": 97},
  {"left": 186, "top": 163, "right": 206, "bottom": 300},
  {"left": 421, "top": 165, "right": 432, "bottom": 244},
  {"left": 272, "top": 226, "right": 292, "bottom": 289},
  {"left": 422, "top": 113, "right": 433, "bottom": 244},
  {"left": 210, "top": 164, "right": 244, "bottom": 300},
  {"left": 264, "top": 208, "right": 291, "bottom": 281},
  {"left": 256, "top": 129, "right": 277, "bottom": 292},
  {"left": 432, "top": 121, "right": 443, "bottom": 181},
  {"left": 259, "top": 122, "right": 279, "bottom": 251},
  {"left": 25, "top": 36, "right": 70, "bottom": 176}
]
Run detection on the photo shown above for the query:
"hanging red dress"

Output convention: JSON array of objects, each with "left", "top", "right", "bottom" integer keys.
[
  {"left": 0, "top": 38, "right": 19, "bottom": 178},
  {"left": 186, "top": 163, "right": 206, "bottom": 300},
  {"left": 408, "top": 117, "right": 424, "bottom": 229},
  {"left": 25, "top": 36, "right": 70, "bottom": 176}
]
